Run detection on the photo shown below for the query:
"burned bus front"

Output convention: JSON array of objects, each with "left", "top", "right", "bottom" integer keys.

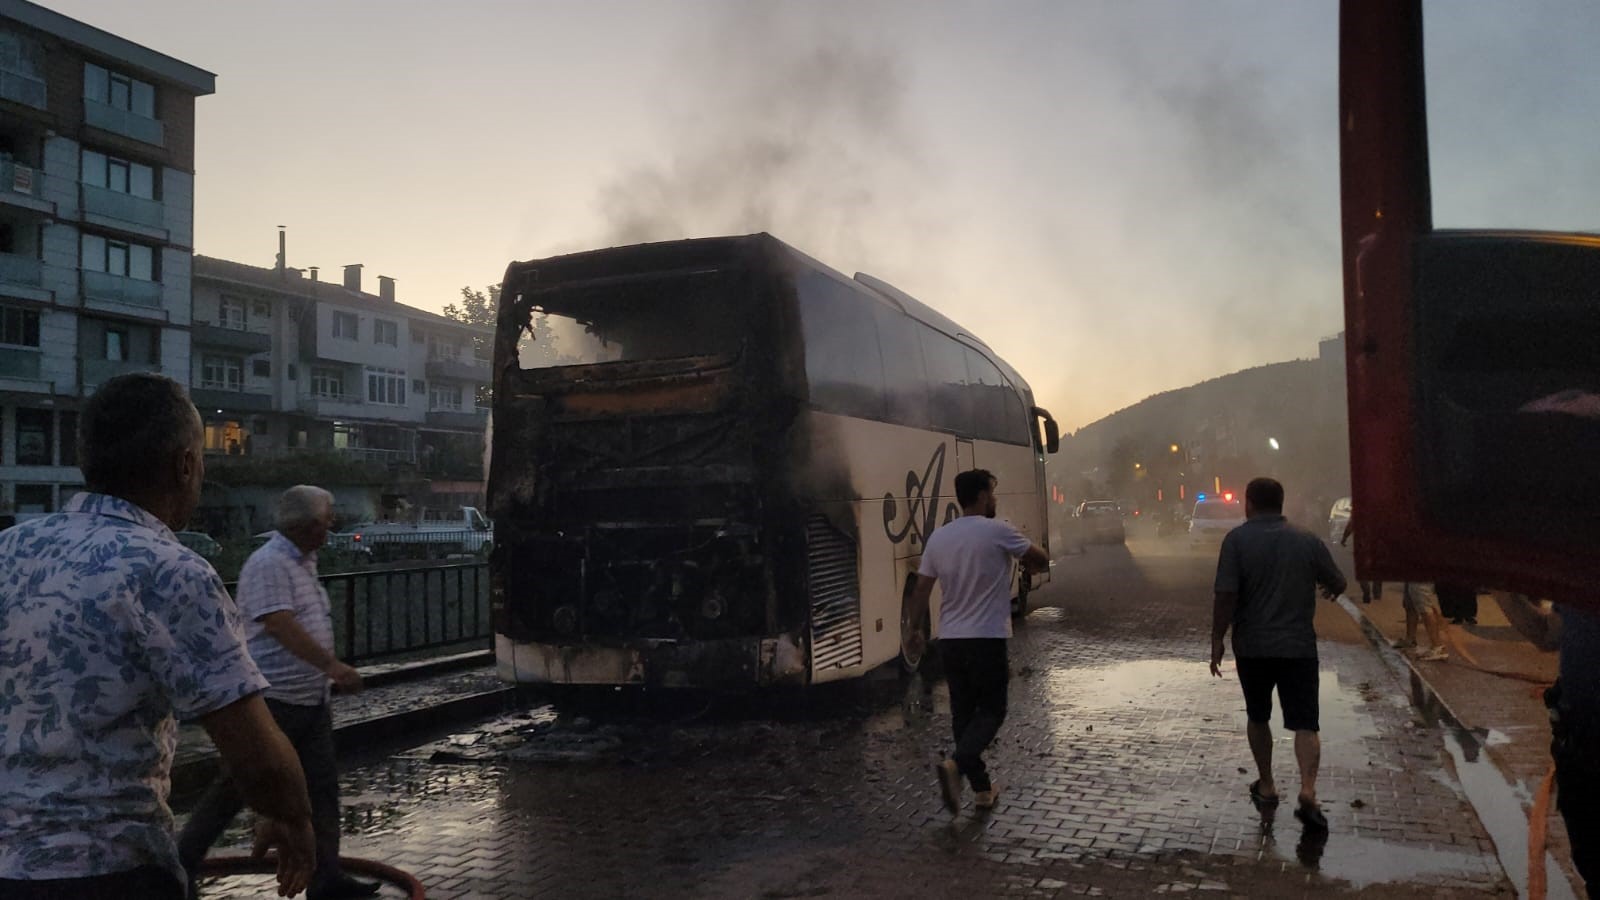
[{"left": 488, "top": 240, "right": 807, "bottom": 687}]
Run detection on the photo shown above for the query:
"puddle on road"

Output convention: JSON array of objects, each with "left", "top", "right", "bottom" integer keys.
[{"left": 1259, "top": 823, "right": 1489, "bottom": 889}]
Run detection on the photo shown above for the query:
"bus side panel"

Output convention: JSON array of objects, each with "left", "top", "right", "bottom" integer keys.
[{"left": 800, "top": 410, "right": 1035, "bottom": 681}]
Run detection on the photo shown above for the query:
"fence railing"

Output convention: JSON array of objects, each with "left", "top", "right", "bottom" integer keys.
[{"left": 227, "top": 562, "right": 490, "bottom": 664}]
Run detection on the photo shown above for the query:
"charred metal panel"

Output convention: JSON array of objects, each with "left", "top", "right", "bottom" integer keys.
[{"left": 488, "top": 236, "right": 811, "bottom": 668}]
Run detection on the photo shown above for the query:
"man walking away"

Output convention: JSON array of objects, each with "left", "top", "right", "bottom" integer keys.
[
  {"left": 1211, "top": 477, "right": 1347, "bottom": 832},
  {"left": 1493, "top": 594, "right": 1599, "bottom": 895},
  {"left": 179, "top": 486, "right": 377, "bottom": 900},
  {"left": 0, "top": 373, "right": 315, "bottom": 899},
  {"left": 908, "top": 469, "right": 1049, "bottom": 814}
]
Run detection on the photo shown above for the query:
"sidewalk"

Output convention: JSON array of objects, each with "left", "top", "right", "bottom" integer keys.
[
  {"left": 172, "top": 651, "right": 514, "bottom": 801},
  {"left": 1334, "top": 563, "right": 1578, "bottom": 894}
]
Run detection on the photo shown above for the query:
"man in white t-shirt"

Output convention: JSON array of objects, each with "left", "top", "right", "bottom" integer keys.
[{"left": 907, "top": 468, "right": 1049, "bottom": 813}]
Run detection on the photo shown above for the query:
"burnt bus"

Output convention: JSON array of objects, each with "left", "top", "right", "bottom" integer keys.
[{"left": 488, "top": 234, "right": 1060, "bottom": 688}]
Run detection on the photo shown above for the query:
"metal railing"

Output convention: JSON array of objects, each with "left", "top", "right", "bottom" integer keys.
[
  {"left": 329, "top": 528, "right": 491, "bottom": 561},
  {"left": 226, "top": 562, "right": 491, "bottom": 664}
]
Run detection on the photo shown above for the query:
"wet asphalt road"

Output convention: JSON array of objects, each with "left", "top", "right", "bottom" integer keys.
[{"left": 188, "top": 532, "right": 1515, "bottom": 899}]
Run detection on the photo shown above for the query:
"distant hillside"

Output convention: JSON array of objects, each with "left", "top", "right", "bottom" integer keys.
[{"left": 1051, "top": 353, "right": 1350, "bottom": 521}]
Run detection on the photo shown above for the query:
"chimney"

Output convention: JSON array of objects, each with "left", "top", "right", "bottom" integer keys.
[
  {"left": 276, "top": 226, "right": 287, "bottom": 273},
  {"left": 308, "top": 266, "right": 319, "bottom": 282},
  {"left": 377, "top": 275, "right": 395, "bottom": 302},
  {"left": 343, "top": 264, "right": 362, "bottom": 292}
]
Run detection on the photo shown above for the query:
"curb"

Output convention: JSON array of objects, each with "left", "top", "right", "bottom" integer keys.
[
  {"left": 358, "top": 648, "right": 495, "bottom": 689},
  {"left": 1335, "top": 595, "right": 1476, "bottom": 730},
  {"left": 171, "top": 674, "right": 518, "bottom": 802}
]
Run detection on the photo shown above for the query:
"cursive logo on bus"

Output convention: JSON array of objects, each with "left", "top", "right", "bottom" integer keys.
[{"left": 883, "top": 444, "right": 962, "bottom": 546}]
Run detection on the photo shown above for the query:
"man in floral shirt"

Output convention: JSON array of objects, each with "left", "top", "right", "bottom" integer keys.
[{"left": 0, "top": 374, "right": 316, "bottom": 899}]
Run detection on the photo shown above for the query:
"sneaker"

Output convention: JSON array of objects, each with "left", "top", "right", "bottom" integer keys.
[
  {"left": 974, "top": 785, "right": 1000, "bottom": 810},
  {"left": 1416, "top": 647, "right": 1449, "bottom": 662},
  {"left": 1392, "top": 639, "right": 1417, "bottom": 650},
  {"left": 934, "top": 759, "right": 962, "bottom": 813}
]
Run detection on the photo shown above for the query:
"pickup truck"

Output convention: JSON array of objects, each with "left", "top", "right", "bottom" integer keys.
[{"left": 329, "top": 506, "right": 494, "bottom": 561}]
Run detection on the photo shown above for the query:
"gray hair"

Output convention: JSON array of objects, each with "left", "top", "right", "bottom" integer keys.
[{"left": 276, "top": 485, "right": 334, "bottom": 531}]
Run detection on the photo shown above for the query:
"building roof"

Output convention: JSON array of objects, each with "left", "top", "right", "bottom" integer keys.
[
  {"left": 193, "top": 255, "right": 492, "bottom": 334},
  {"left": 0, "top": 0, "right": 216, "bottom": 94}
]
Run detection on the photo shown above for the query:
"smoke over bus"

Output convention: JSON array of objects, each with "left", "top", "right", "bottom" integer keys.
[{"left": 590, "top": 5, "right": 930, "bottom": 263}]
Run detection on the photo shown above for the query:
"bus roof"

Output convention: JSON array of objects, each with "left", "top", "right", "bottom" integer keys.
[{"left": 501, "top": 233, "right": 1034, "bottom": 398}]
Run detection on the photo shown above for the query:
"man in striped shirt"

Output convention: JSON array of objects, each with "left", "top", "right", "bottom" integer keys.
[{"left": 179, "top": 486, "right": 377, "bottom": 900}]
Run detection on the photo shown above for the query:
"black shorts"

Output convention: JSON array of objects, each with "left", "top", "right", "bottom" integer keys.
[{"left": 1236, "top": 657, "right": 1320, "bottom": 732}]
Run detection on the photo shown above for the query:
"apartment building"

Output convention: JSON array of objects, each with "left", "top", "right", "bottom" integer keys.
[
  {"left": 0, "top": 0, "right": 211, "bottom": 515},
  {"left": 191, "top": 253, "right": 492, "bottom": 521}
]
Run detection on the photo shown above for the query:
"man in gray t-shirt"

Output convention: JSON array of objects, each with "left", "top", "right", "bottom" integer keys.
[{"left": 1210, "top": 477, "right": 1346, "bottom": 832}]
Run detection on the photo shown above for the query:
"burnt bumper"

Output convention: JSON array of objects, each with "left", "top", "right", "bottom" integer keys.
[{"left": 495, "top": 632, "right": 806, "bottom": 688}]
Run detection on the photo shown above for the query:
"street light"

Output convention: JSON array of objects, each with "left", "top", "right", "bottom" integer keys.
[
  {"left": 1268, "top": 437, "right": 1281, "bottom": 451},
  {"left": 1170, "top": 443, "right": 1180, "bottom": 454}
]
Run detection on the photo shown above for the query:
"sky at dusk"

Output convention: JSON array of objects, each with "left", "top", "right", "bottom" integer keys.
[{"left": 43, "top": 0, "right": 1600, "bottom": 430}]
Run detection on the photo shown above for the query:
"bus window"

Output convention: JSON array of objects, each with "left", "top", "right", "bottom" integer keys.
[
  {"left": 797, "top": 273, "right": 887, "bottom": 420},
  {"left": 872, "top": 303, "right": 931, "bottom": 429},
  {"left": 964, "top": 347, "right": 1029, "bottom": 446},
  {"left": 918, "top": 326, "right": 972, "bottom": 436}
]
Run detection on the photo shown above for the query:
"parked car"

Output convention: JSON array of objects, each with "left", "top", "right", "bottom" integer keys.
[
  {"left": 1189, "top": 497, "right": 1246, "bottom": 544},
  {"left": 174, "top": 530, "right": 221, "bottom": 560},
  {"left": 1328, "top": 496, "right": 1353, "bottom": 543},
  {"left": 1074, "top": 500, "right": 1126, "bottom": 544}
]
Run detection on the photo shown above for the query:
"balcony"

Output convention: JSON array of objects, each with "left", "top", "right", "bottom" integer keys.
[
  {"left": 0, "top": 69, "right": 46, "bottom": 110},
  {"left": 0, "top": 252, "right": 48, "bottom": 303},
  {"left": 0, "top": 159, "right": 52, "bottom": 215},
  {"left": 80, "top": 358, "right": 154, "bottom": 392},
  {"left": 192, "top": 387, "right": 273, "bottom": 413},
  {"left": 192, "top": 323, "right": 272, "bottom": 354},
  {"left": 82, "top": 270, "right": 164, "bottom": 314},
  {"left": 84, "top": 99, "right": 165, "bottom": 147},
  {"left": 425, "top": 407, "right": 489, "bottom": 430},
  {"left": 297, "top": 393, "right": 369, "bottom": 420},
  {"left": 425, "top": 356, "right": 491, "bottom": 382},
  {"left": 82, "top": 184, "right": 165, "bottom": 239}
]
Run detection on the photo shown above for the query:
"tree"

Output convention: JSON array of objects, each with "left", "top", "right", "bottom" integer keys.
[{"left": 441, "top": 284, "right": 499, "bottom": 407}]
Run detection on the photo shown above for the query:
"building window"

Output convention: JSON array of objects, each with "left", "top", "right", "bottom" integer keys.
[
  {"left": 203, "top": 420, "right": 249, "bottom": 455},
  {"left": 252, "top": 300, "right": 271, "bottom": 319},
  {"left": 429, "top": 339, "right": 459, "bottom": 360},
  {"left": 429, "top": 383, "right": 463, "bottom": 411},
  {"left": 411, "top": 330, "right": 425, "bottom": 344},
  {"left": 0, "top": 32, "right": 47, "bottom": 109},
  {"left": 311, "top": 367, "right": 345, "bottom": 399},
  {"left": 84, "top": 63, "right": 156, "bottom": 119},
  {"left": 104, "top": 328, "right": 127, "bottom": 361},
  {"left": 252, "top": 359, "right": 271, "bottom": 378},
  {"left": 332, "top": 311, "right": 359, "bottom": 341},
  {"left": 411, "top": 379, "right": 425, "bottom": 393},
  {"left": 16, "top": 408, "right": 51, "bottom": 465},
  {"left": 81, "top": 150, "right": 156, "bottom": 199},
  {"left": 374, "top": 319, "right": 398, "bottom": 346},
  {"left": 287, "top": 363, "right": 298, "bottom": 381},
  {"left": 365, "top": 368, "right": 406, "bottom": 405},
  {"left": 219, "top": 296, "right": 246, "bottom": 330},
  {"left": 202, "top": 355, "right": 243, "bottom": 391},
  {"left": 0, "top": 306, "right": 40, "bottom": 347},
  {"left": 13, "top": 484, "right": 52, "bottom": 513},
  {"left": 81, "top": 234, "right": 155, "bottom": 281}
]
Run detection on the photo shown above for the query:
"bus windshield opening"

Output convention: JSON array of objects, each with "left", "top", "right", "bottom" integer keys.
[{"left": 514, "top": 269, "right": 748, "bottom": 370}]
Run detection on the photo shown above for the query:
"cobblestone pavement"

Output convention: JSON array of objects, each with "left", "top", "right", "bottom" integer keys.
[
  {"left": 186, "top": 537, "right": 1515, "bottom": 899},
  {"left": 1327, "top": 545, "right": 1582, "bottom": 897}
]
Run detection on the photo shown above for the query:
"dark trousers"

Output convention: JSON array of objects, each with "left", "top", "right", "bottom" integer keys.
[
  {"left": 0, "top": 866, "right": 183, "bottom": 900},
  {"left": 178, "top": 699, "right": 343, "bottom": 892},
  {"left": 942, "top": 638, "right": 1009, "bottom": 792},
  {"left": 1555, "top": 731, "right": 1599, "bottom": 896},
  {"left": 1438, "top": 582, "right": 1478, "bottom": 622}
]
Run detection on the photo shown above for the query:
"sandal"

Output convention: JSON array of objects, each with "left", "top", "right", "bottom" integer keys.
[
  {"left": 1249, "top": 780, "right": 1280, "bottom": 806},
  {"left": 1294, "top": 799, "right": 1329, "bottom": 832}
]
